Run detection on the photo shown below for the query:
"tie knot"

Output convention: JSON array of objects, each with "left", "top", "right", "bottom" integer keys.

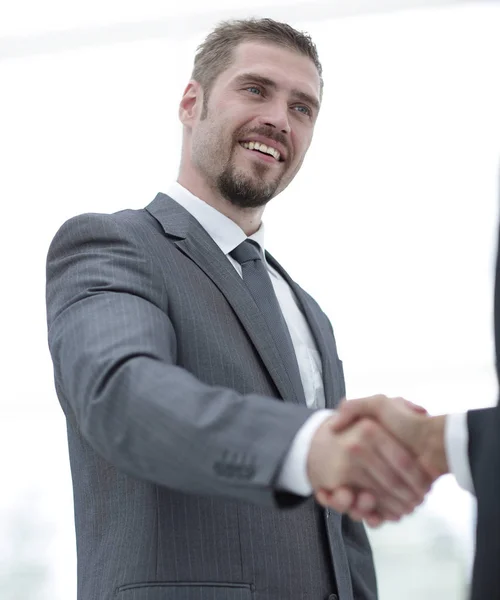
[{"left": 230, "top": 240, "right": 262, "bottom": 265}]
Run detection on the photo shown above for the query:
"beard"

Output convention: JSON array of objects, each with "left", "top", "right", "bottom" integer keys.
[
  {"left": 192, "top": 114, "right": 288, "bottom": 208},
  {"left": 216, "top": 155, "right": 281, "bottom": 209}
]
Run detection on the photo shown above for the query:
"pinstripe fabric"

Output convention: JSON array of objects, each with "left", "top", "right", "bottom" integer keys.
[
  {"left": 46, "top": 193, "right": 377, "bottom": 600},
  {"left": 116, "top": 583, "right": 253, "bottom": 599}
]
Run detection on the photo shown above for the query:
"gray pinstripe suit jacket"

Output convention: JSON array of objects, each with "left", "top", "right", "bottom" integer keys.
[{"left": 46, "top": 193, "right": 377, "bottom": 600}]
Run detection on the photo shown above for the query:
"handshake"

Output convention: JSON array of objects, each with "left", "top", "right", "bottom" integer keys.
[{"left": 307, "top": 395, "right": 449, "bottom": 527}]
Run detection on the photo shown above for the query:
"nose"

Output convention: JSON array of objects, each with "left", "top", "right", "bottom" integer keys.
[{"left": 259, "top": 101, "right": 291, "bottom": 135}]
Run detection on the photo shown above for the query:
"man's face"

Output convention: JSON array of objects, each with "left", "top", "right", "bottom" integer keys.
[{"left": 184, "top": 41, "right": 321, "bottom": 208}]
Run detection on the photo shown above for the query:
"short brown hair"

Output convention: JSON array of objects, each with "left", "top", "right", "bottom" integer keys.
[{"left": 192, "top": 18, "right": 323, "bottom": 111}]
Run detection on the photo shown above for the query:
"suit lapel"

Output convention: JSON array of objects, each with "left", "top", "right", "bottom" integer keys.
[
  {"left": 266, "top": 253, "right": 342, "bottom": 409},
  {"left": 145, "top": 193, "right": 304, "bottom": 405}
]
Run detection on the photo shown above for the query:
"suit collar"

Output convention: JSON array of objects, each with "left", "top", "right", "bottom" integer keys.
[
  {"left": 160, "top": 182, "right": 269, "bottom": 258},
  {"left": 164, "top": 182, "right": 248, "bottom": 254},
  {"left": 145, "top": 192, "right": 194, "bottom": 240}
]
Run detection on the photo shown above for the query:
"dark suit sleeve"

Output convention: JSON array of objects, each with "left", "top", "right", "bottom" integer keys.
[
  {"left": 467, "top": 406, "right": 497, "bottom": 480},
  {"left": 468, "top": 219, "right": 500, "bottom": 494},
  {"left": 468, "top": 405, "right": 500, "bottom": 599},
  {"left": 469, "top": 223, "right": 500, "bottom": 598},
  {"left": 46, "top": 213, "right": 312, "bottom": 507}
]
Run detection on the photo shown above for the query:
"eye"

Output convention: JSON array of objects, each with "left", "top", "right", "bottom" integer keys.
[
  {"left": 293, "top": 105, "right": 312, "bottom": 117},
  {"left": 246, "top": 86, "right": 262, "bottom": 96}
]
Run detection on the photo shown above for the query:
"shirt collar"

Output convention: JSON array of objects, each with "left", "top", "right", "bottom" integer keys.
[{"left": 166, "top": 181, "right": 267, "bottom": 258}]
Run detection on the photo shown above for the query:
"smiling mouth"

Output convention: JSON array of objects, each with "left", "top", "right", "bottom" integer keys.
[{"left": 239, "top": 141, "right": 283, "bottom": 162}]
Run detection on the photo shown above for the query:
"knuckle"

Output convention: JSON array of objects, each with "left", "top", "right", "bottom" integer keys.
[
  {"left": 345, "top": 441, "right": 362, "bottom": 456},
  {"left": 359, "top": 419, "right": 377, "bottom": 438},
  {"left": 396, "top": 452, "right": 413, "bottom": 470},
  {"left": 385, "top": 472, "right": 402, "bottom": 489}
]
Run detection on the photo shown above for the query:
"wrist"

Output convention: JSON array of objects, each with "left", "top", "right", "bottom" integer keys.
[
  {"left": 421, "top": 415, "right": 449, "bottom": 477},
  {"left": 279, "top": 410, "right": 335, "bottom": 496},
  {"left": 307, "top": 415, "right": 338, "bottom": 490}
]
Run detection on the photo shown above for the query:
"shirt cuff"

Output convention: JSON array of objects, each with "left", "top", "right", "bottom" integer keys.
[
  {"left": 445, "top": 412, "right": 475, "bottom": 494},
  {"left": 277, "top": 409, "right": 335, "bottom": 496}
]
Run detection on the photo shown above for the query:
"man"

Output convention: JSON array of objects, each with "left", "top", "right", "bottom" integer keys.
[
  {"left": 46, "top": 19, "right": 430, "bottom": 600},
  {"left": 330, "top": 227, "right": 500, "bottom": 598}
]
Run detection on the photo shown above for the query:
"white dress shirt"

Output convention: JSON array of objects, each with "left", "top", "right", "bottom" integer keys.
[
  {"left": 166, "top": 181, "right": 331, "bottom": 496},
  {"left": 445, "top": 413, "right": 475, "bottom": 493}
]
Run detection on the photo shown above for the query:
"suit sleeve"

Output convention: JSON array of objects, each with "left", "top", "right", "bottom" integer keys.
[
  {"left": 46, "top": 213, "right": 312, "bottom": 507},
  {"left": 468, "top": 404, "right": 500, "bottom": 599},
  {"left": 467, "top": 406, "right": 498, "bottom": 488},
  {"left": 468, "top": 223, "right": 500, "bottom": 598}
]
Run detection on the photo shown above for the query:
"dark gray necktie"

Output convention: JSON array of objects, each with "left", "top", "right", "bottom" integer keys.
[{"left": 230, "top": 240, "right": 305, "bottom": 405}]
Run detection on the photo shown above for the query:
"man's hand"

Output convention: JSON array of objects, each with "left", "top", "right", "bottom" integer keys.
[
  {"left": 307, "top": 414, "right": 432, "bottom": 521},
  {"left": 333, "top": 395, "right": 449, "bottom": 478},
  {"left": 326, "top": 395, "right": 448, "bottom": 526}
]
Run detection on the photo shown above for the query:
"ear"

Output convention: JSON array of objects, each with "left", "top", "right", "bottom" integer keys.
[{"left": 179, "top": 80, "right": 203, "bottom": 126}]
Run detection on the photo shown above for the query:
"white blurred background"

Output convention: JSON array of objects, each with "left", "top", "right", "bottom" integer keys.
[{"left": 1, "top": 1, "right": 500, "bottom": 598}]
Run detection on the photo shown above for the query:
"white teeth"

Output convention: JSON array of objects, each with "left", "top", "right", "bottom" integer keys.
[{"left": 240, "top": 141, "right": 281, "bottom": 161}]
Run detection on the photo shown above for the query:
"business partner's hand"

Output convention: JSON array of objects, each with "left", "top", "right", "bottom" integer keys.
[
  {"left": 327, "top": 395, "right": 448, "bottom": 526},
  {"left": 307, "top": 414, "right": 432, "bottom": 521}
]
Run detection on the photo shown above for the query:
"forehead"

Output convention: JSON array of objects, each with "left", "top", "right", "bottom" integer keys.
[{"left": 218, "top": 41, "right": 321, "bottom": 101}]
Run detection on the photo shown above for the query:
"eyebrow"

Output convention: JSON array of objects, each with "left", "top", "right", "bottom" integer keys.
[{"left": 234, "top": 72, "right": 321, "bottom": 113}]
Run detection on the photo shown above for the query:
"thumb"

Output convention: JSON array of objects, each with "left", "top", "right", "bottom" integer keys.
[
  {"left": 402, "top": 398, "right": 428, "bottom": 415},
  {"left": 331, "top": 395, "right": 384, "bottom": 432}
]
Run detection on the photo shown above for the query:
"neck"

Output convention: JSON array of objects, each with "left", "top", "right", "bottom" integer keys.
[{"left": 177, "top": 172, "right": 265, "bottom": 236}]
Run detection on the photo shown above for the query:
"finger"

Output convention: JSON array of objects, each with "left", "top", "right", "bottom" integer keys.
[
  {"left": 315, "top": 487, "right": 357, "bottom": 509},
  {"left": 402, "top": 399, "right": 427, "bottom": 415},
  {"left": 325, "top": 489, "right": 402, "bottom": 525},
  {"left": 374, "top": 424, "right": 433, "bottom": 498},
  {"left": 327, "top": 487, "right": 356, "bottom": 513},
  {"left": 348, "top": 503, "right": 401, "bottom": 523},
  {"left": 355, "top": 416, "right": 432, "bottom": 500},
  {"left": 322, "top": 488, "right": 379, "bottom": 518},
  {"left": 365, "top": 513, "right": 385, "bottom": 528},
  {"left": 333, "top": 395, "right": 428, "bottom": 436},
  {"left": 369, "top": 450, "right": 426, "bottom": 509},
  {"left": 352, "top": 511, "right": 395, "bottom": 525},
  {"left": 331, "top": 396, "right": 385, "bottom": 432},
  {"left": 343, "top": 491, "right": 381, "bottom": 522},
  {"left": 317, "top": 462, "right": 384, "bottom": 513},
  {"left": 345, "top": 458, "right": 414, "bottom": 518},
  {"left": 355, "top": 490, "right": 377, "bottom": 514},
  {"left": 361, "top": 469, "right": 415, "bottom": 518},
  {"left": 315, "top": 488, "right": 333, "bottom": 507},
  {"left": 320, "top": 466, "right": 380, "bottom": 510},
  {"left": 349, "top": 419, "right": 421, "bottom": 507}
]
